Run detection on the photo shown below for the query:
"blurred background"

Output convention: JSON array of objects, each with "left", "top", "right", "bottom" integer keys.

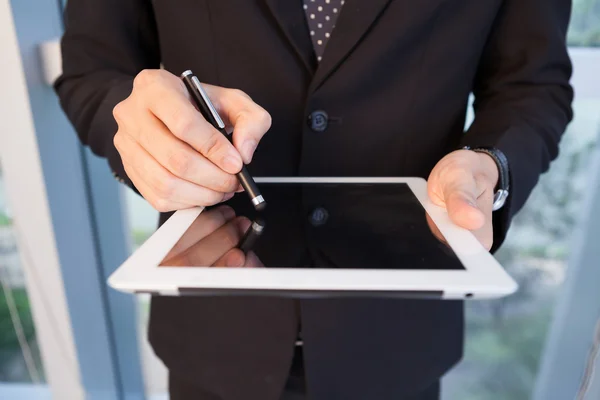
[{"left": 1, "top": 0, "right": 599, "bottom": 399}]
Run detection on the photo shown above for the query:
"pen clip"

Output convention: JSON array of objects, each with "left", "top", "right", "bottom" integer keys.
[{"left": 190, "top": 76, "right": 226, "bottom": 130}]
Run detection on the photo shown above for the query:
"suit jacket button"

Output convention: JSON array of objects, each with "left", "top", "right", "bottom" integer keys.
[
  {"left": 309, "top": 207, "right": 329, "bottom": 226},
  {"left": 308, "top": 110, "right": 329, "bottom": 132}
]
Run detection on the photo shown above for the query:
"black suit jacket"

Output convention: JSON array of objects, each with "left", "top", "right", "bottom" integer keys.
[{"left": 55, "top": 0, "right": 573, "bottom": 399}]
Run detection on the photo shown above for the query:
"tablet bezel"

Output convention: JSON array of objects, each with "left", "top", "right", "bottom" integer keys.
[{"left": 108, "top": 177, "right": 518, "bottom": 299}]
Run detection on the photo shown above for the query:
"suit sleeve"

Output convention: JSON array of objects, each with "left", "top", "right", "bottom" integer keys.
[
  {"left": 460, "top": 0, "right": 574, "bottom": 251},
  {"left": 54, "top": 0, "right": 161, "bottom": 191}
]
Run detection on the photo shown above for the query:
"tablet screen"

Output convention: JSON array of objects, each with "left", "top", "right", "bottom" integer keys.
[{"left": 159, "top": 183, "right": 465, "bottom": 270}]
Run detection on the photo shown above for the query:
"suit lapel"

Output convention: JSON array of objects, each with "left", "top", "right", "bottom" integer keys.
[
  {"left": 310, "top": 0, "right": 394, "bottom": 91},
  {"left": 264, "top": 0, "right": 393, "bottom": 89},
  {"left": 264, "top": 0, "right": 316, "bottom": 74}
]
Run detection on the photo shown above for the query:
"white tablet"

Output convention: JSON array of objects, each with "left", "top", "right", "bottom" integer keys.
[{"left": 108, "top": 177, "right": 517, "bottom": 300}]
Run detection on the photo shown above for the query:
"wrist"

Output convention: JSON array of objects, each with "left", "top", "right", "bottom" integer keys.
[
  {"left": 476, "top": 152, "right": 500, "bottom": 189},
  {"left": 462, "top": 146, "right": 510, "bottom": 211}
]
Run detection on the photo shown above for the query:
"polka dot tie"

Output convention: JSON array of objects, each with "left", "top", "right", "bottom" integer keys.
[{"left": 303, "top": 0, "right": 345, "bottom": 62}]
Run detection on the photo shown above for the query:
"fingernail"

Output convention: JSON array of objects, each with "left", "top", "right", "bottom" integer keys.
[
  {"left": 222, "top": 154, "right": 242, "bottom": 174},
  {"left": 223, "top": 192, "right": 235, "bottom": 202},
  {"left": 241, "top": 140, "right": 257, "bottom": 164}
]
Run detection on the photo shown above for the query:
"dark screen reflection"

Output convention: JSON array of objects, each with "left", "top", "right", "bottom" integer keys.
[{"left": 160, "top": 183, "right": 464, "bottom": 270}]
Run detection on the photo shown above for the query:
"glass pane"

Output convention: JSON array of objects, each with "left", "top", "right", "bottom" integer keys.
[
  {"left": 568, "top": 0, "right": 600, "bottom": 47},
  {"left": 443, "top": 77, "right": 600, "bottom": 398},
  {"left": 122, "top": 189, "right": 169, "bottom": 396},
  {"left": 0, "top": 163, "right": 46, "bottom": 384},
  {"left": 125, "top": 190, "right": 160, "bottom": 252}
]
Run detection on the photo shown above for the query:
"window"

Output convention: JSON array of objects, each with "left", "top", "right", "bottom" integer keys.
[
  {"left": 568, "top": 0, "right": 600, "bottom": 47},
  {"left": 0, "top": 163, "right": 46, "bottom": 385}
]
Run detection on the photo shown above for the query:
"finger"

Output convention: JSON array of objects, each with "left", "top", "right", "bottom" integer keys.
[
  {"left": 212, "top": 216, "right": 253, "bottom": 267},
  {"left": 122, "top": 161, "right": 191, "bottom": 212},
  {"left": 135, "top": 70, "right": 243, "bottom": 174},
  {"left": 119, "top": 133, "right": 231, "bottom": 209},
  {"left": 162, "top": 206, "right": 236, "bottom": 262},
  {"left": 205, "top": 85, "right": 271, "bottom": 164},
  {"left": 212, "top": 248, "right": 246, "bottom": 268},
  {"left": 244, "top": 251, "right": 266, "bottom": 268},
  {"left": 136, "top": 113, "right": 240, "bottom": 193},
  {"left": 171, "top": 216, "right": 251, "bottom": 267},
  {"left": 185, "top": 205, "right": 237, "bottom": 242}
]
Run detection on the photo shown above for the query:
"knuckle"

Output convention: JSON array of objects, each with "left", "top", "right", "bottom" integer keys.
[
  {"left": 113, "top": 131, "right": 123, "bottom": 151},
  {"left": 167, "top": 150, "right": 192, "bottom": 177},
  {"left": 152, "top": 198, "right": 173, "bottom": 213},
  {"left": 151, "top": 173, "right": 175, "bottom": 199},
  {"left": 133, "top": 69, "right": 152, "bottom": 88},
  {"left": 112, "top": 102, "right": 125, "bottom": 123},
  {"left": 134, "top": 69, "right": 163, "bottom": 89},
  {"left": 213, "top": 174, "right": 237, "bottom": 193},
  {"left": 222, "top": 174, "right": 239, "bottom": 192},
  {"left": 230, "top": 88, "right": 250, "bottom": 100},
  {"left": 171, "top": 109, "right": 197, "bottom": 141},
  {"left": 199, "top": 131, "right": 223, "bottom": 159},
  {"left": 256, "top": 107, "right": 272, "bottom": 130}
]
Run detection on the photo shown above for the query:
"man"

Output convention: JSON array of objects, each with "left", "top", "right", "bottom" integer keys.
[{"left": 54, "top": 0, "right": 573, "bottom": 399}]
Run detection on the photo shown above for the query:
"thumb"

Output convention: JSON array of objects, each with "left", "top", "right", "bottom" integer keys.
[
  {"left": 443, "top": 177, "right": 486, "bottom": 231},
  {"left": 230, "top": 110, "right": 269, "bottom": 164}
]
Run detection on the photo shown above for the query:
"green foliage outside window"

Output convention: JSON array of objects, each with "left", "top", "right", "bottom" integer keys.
[
  {"left": 0, "top": 211, "right": 10, "bottom": 227},
  {"left": 0, "top": 289, "right": 35, "bottom": 349},
  {"left": 568, "top": 0, "right": 600, "bottom": 46},
  {"left": 0, "top": 287, "right": 40, "bottom": 382}
]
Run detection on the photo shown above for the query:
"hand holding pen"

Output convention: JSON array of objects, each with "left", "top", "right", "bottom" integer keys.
[
  {"left": 112, "top": 69, "right": 270, "bottom": 212},
  {"left": 182, "top": 70, "right": 267, "bottom": 211}
]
